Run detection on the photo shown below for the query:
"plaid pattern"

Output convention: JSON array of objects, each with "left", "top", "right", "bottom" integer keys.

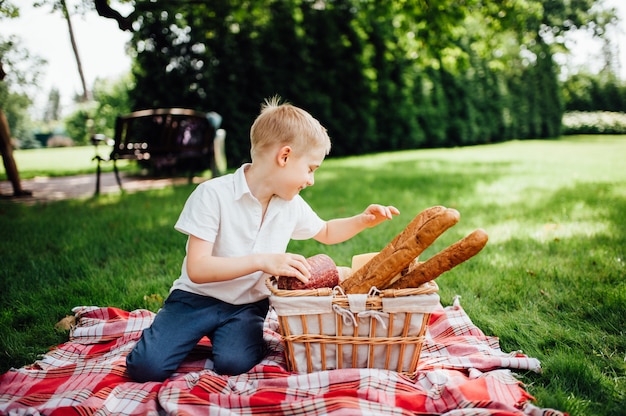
[{"left": 0, "top": 299, "right": 567, "bottom": 416}]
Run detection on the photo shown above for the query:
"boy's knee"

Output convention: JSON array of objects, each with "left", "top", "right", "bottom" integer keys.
[
  {"left": 214, "top": 355, "right": 257, "bottom": 376},
  {"left": 126, "top": 350, "right": 171, "bottom": 382},
  {"left": 213, "top": 341, "right": 266, "bottom": 375}
]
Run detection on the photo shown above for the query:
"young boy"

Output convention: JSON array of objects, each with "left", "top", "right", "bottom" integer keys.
[{"left": 126, "top": 97, "right": 400, "bottom": 382}]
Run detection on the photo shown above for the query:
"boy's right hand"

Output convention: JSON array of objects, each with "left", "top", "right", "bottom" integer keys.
[{"left": 261, "top": 253, "right": 312, "bottom": 284}]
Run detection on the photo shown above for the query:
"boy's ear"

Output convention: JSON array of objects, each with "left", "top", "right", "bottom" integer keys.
[{"left": 276, "top": 145, "right": 292, "bottom": 166}]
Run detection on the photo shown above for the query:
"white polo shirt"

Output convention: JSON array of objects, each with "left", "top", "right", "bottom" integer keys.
[{"left": 171, "top": 164, "right": 325, "bottom": 304}]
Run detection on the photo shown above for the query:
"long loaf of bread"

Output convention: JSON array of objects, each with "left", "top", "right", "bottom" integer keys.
[
  {"left": 386, "top": 228, "right": 488, "bottom": 289},
  {"left": 340, "top": 206, "right": 447, "bottom": 292},
  {"left": 340, "top": 207, "right": 460, "bottom": 294},
  {"left": 383, "top": 205, "right": 447, "bottom": 251}
]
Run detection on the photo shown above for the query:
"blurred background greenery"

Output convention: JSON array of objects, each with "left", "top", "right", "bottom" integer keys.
[{"left": 1, "top": 0, "right": 625, "bottom": 177}]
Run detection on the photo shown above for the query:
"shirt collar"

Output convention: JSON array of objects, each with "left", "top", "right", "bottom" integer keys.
[
  {"left": 233, "top": 163, "right": 252, "bottom": 201},
  {"left": 233, "top": 163, "right": 291, "bottom": 217}
]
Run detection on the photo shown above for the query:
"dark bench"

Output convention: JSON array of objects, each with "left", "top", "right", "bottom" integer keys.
[{"left": 92, "top": 108, "right": 227, "bottom": 195}]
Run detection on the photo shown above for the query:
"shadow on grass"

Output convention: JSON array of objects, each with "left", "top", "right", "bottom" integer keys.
[
  {"left": 437, "top": 180, "right": 626, "bottom": 416},
  {"left": 291, "top": 158, "right": 511, "bottom": 264},
  {"left": 0, "top": 184, "right": 197, "bottom": 372},
  {"left": 1, "top": 150, "right": 624, "bottom": 415}
]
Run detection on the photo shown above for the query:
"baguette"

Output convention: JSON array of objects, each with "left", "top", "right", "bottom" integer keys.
[
  {"left": 340, "top": 207, "right": 460, "bottom": 294},
  {"left": 386, "top": 228, "right": 488, "bottom": 289},
  {"left": 383, "top": 205, "right": 447, "bottom": 252},
  {"left": 343, "top": 206, "right": 446, "bottom": 287}
]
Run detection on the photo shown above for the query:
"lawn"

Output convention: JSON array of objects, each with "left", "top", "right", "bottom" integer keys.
[
  {"left": 0, "top": 136, "right": 624, "bottom": 415},
  {"left": 0, "top": 145, "right": 133, "bottom": 180}
]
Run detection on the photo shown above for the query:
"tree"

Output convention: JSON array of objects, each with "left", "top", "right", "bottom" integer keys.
[
  {"left": 44, "top": 88, "right": 61, "bottom": 122},
  {"left": 93, "top": 0, "right": 134, "bottom": 30},
  {"left": 35, "top": 0, "right": 90, "bottom": 101},
  {"left": 9, "top": 1, "right": 621, "bottom": 169},
  {"left": 0, "top": 36, "right": 43, "bottom": 139},
  {"left": 0, "top": 0, "right": 19, "bottom": 18},
  {"left": 0, "top": 61, "right": 30, "bottom": 196},
  {"left": 64, "top": 74, "right": 133, "bottom": 144}
]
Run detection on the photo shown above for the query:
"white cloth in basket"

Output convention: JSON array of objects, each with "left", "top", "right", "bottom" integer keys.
[{"left": 270, "top": 289, "right": 440, "bottom": 373}]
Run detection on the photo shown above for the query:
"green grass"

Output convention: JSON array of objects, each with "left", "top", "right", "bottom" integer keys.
[
  {"left": 1, "top": 136, "right": 625, "bottom": 415},
  {"left": 0, "top": 145, "right": 133, "bottom": 179}
]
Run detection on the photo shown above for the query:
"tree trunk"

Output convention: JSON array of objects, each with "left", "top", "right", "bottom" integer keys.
[{"left": 61, "top": 0, "right": 89, "bottom": 102}]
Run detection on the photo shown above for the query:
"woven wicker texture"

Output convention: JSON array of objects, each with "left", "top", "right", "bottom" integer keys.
[{"left": 267, "top": 276, "right": 439, "bottom": 375}]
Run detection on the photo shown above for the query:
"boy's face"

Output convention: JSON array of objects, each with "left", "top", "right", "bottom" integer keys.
[{"left": 278, "top": 146, "right": 326, "bottom": 200}]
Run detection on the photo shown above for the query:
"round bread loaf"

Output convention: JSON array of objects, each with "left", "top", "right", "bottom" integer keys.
[{"left": 277, "top": 254, "right": 339, "bottom": 290}]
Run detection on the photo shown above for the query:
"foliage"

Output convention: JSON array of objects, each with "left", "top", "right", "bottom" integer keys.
[
  {"left": 63, "top": 74, "right": 133, "bottom": 145},
  {"left": 43, "top": 88, "right": 61, "bottom": 122},
  {"left": 0, "top": 35, "right": 44, "bottom": 143},
  {"left": 0, "top": 0, "right": 18, "bottom": 18},
  {"left": 1, "top": 137, "right": 625, "bottom": 415},
  {"left": 3, "top": 1, "right": 622, "bottom": 162},
  {"left": 16, "top": 134, "right": 41, "bottom": 150},
  {"left": 91, "top": 74, "right": 134, "bottom": 139},
  {"left": 124, "top": 0, "right": 613, "bottom": 166},
  {"left": 562, "top": 111, "right": 626, "bottom": 135},
  {"left": 63, "top": 105, "right": 93, "bottom": 145},
  {"left": 562, "top": 72, "right": 626, "bottom": 112}
]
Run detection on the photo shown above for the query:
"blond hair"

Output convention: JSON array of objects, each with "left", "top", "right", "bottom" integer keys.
[{"left": 249, "top": 96, "right": 331, "bottom": 161}]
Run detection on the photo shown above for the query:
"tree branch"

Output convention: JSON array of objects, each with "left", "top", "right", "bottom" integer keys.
[{"left": 93, "top": 0, "right": 134, "bottom": 31}]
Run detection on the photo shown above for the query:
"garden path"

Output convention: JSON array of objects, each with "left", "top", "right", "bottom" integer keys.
[{"left": 0, "top": 172, "right": 204, "bottom": 205}]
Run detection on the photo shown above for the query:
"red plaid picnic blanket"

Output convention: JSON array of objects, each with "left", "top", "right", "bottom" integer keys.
[{"left": 0, "top": 298, "right": 566, "bottom": 415}]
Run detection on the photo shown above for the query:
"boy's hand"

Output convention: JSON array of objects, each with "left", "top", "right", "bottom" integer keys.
[
  {"left": 362, "top": 204, "right": 400, "bottom": 228},
  {"left": 312, "top": 204, "right": 400, "bottom": 245},
  {"left": 261, "top": 253, "right": 312, "bottom": 284}
]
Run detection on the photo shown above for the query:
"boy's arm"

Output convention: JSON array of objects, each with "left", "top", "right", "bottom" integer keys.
[
  {"left": 186, "top": 235, "right": 312, "bottom": 284},
  {"left": 313, "top": 204, "right": 399, "bottom": 245}
]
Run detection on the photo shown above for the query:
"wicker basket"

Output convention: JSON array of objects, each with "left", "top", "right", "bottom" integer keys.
[{"left": 266, "top": 276, "right": 439, "bottom": 375}]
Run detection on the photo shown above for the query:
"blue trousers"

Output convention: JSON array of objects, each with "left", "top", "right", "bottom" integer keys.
[{"left": 126, "top": 289, "right": 269, "bottom": 382}]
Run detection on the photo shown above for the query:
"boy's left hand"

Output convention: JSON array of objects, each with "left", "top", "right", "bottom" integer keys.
[{"left": 362, "top": 204, "right": 400, "bottom": 228}]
